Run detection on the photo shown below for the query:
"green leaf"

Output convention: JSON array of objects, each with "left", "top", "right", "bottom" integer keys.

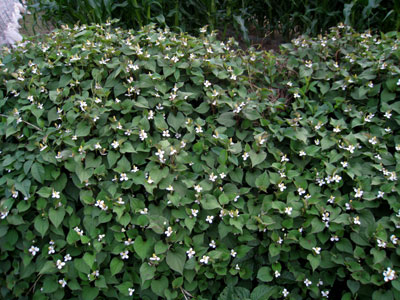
[
  {"left": 139, "top": 262, "right": 155, "bottom": 284},
  {"left": 201, "top": 194, "right": 221, "bottom": 210},
  {"left": 167, "top": 112, "right": 185, "bottom": 131},
  {"left": 166, "top": 248, "right": 186, "bottom": 275},
  {"left": 256, "top": 266, "right": 273, "bottom": 282},
  {"left": 34, "top": 216, "right": 49, "bottom": 238},
  {"left": 82, "top": 287, "right": 99, "bottom": 300},
  {"left": 76, "top": 121, "right": 91, "bottom": 137},
  {"left": 48, "top": 207, "right": 65, "bottom": 228},
  {"left": 31, "top": 163, "right": 45, "bottom": 183},
  {"left": 218, "top": 149, "right": 228, "bottom": 165},
  {"left": 83, "top": 253, "right": 95, "bottom": 269},
  {"left": 219, "top": 286, "right": 251, "bottom": 300},
  {"left": 42, "top": 276, "right": 58, "bottom": 293},
  {"left": 299, "top": 235, "right": 317, "bottom": 250},
  {"left": 110, "top": 257, "right": 124, "bottom": 276},
  {"left": 134, "top": 236, "right": 153, "bottom": 260},
  {"left": 255, "top": 172, "right": 270, "bottom": 191},
  {"left": 307, "top": 253, "right": 321, "bottom": 271},
  {"left": 249, "top": 150, "right": 267, "bottom": 167},
  {"left": 15, "top": 179, "right": 31, "bottom": 198},
  {"left": 151, "top": 276, "right": 169, "bottom": 297},
  {"left": 216, "top": 112, "right": 236, "bottom": 127},
  {"left": 251, "top": 285, "right": 278, "bottom": 300},
  {"left": 347, "top": 280, "right": 360, "bottom": 294},
  {"left": 39, "top": 261, "right": 57, "bottom": 275}
]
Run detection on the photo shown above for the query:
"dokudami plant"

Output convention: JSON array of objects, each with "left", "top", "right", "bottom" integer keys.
[{"left": 0, "top": 21, "right": 400, "bottom": 300}]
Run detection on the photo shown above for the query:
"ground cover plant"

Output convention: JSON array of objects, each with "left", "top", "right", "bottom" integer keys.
[{"left": 0, "top": 21, "right": 400, "bottom": 300}]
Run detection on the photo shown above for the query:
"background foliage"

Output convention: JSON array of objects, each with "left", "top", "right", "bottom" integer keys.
[
  {"left": 25, "top": 0, "right": 400, "bottom": 42},
  {"left": 1, "top": 22, "right": 400, "bottom": 299}
]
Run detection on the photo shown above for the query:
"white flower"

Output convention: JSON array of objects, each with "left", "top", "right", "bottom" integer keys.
[
  {"left": 312, "top": 247, "right": 321, "bottom": 254},
  {"left": 220, "top": 172, "right": 226, "bottom": 179},
  {"left": 383, "top": 267, "right": 396, "bottom": 282},
  {"left": 209, "top": 240, "right": 216, "bottom": 248},
  {"left": 64, "top": 254, "right": 72, "bottom": 261},
  {"left": 95, "top": 142, "right": 102, "bottom": 149},
  {"left": 74, "top": 227, "right": 84, "bottom": 236},
  {"left": 330, "top": 235, "right": 339, "bottom": 242},
  {"left": 242, "top": 152, "right": 249, "bottom": 160},
  {"left": 353, "top": 216, "right": 361, "bottom": 225},
  {"left": 29, "top": 246, "right": 40, "bottom": 256},
  {"left": 209, "top": 173, "right": 218, "bottom": 182},
  {"left": 186, "top": 248, "right": 196, "bottom": 259},
  {"left": 206, "top": 215, "right": 214, "bottom": 224},
  {"left": 48, "top": 245, "right": 55, "bottom": 254},
  {"left": 111, "top": 140, "right": 119, "bottom": 149},
  {"left": 322, "top": 290, "right": 329, "bottom": 298},
  {"left": 299, "top": 150, "right": 306, "bottom": 156},
  {"left": 230, "top": 249, "right": 237, "bottom": 257},
  {"left": 384, "top": 111, "right": 392, "bottom": 119},
  {"left": 194, "top": 185, "right": 202, "bottom": 193},
  {"left": 164, "top": 226, "right": 173, "bottom": 237},
  {"left": 278, "top": 183, "right": 286, "bottom": 192},
  {"left": 285, "top": 207, "right": 293, "bottom": 215},
  {"left": 304, "top": 278, "right": 312, "bottom": 287},
  {"left": 287, "top": 81, "right": 293, "bottom": 87},
  {"left": 195, "top": 126, "right": 203, "bottom": 134},
  {"left": 328, "top": 195, "right": 335, "bottom": 204},
  {"left": 333, "top": 126, "right": 341, "bottom": 133},
  {"left": 341, "top": 161, "right": 348, "bottom": 168},
  {"left": 120, "top": 173, "right": 128, "bottom": 181},
  {"left": 354, "top": 188, "right": 363, "bottom": 198},
  {"left": 281, "top": 154, "right": 289, "bottom": 162},
  {"left": 274, "top": 270, "right": 281, "bottom": 278},
  {"left": 235, "top": 264, "right": 240, "bottom": 270},
  {"left": 139, "top": 129, "right": 148, "bottom": 141},
  {"left": 369, "top": 136, "right": 377, "bottom": 145},
  {"left": 58, "top": 279, "right": 67, "bottom": 288},
  {"left": 397, "top": 79, "right": 400, "bottom": 86},
  {"left": 377, "top": 191, "right": 385, "bottom": 198},
  {"left": 128, "top": 288, "right": 135, "bottom": 296},
  {"left": 191, "top": 209, "right": 199, "bottom": 217},
  {"left": 377, "top": 239, "right": 387, "bottom": 248},
  {"left": 140, "top": 208, "right": 148, "bottom": 215},
  {"left": 56, "top": 259, "right": 66, "bottom": 269},
  {"left": 298, "top": 187, "right": 305, "bottom": 195},
  {"left": 166, "top": 185, "right": 174, "bottom": 192},
  {"left": 147, "top": 177, "right": 154, "bottom": 184},
  {"left": 282, "top": 288, "right": 289, "bottom": 297},
  {"left": 162, "top": 130, "right": 170, "bottom": 137},
  {"left": 200, "top": 255, "right": 209, "bottom": 264},
  {"left": 120, "top": 250, "right": 129, "bottom": 260},
  {"left": 52, "top": 190, "right": 60, "bottom": 199},
  {"left": 149, "top": 253, "right": 160, "bottom": 261},
  {"left": 391, "top": 235, "right": 398, "bottom": 245},
  {"left": 131, "top": 165, "right": 139, "bottom": 173},
  {"left": 204, "top": 80, "right": 211, "bottom": 88},
  {"left": 293, "top": 92, "right": 300, "bottom": 98}
]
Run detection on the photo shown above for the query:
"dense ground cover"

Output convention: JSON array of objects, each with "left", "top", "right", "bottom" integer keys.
[{"left": 0, "top": 22, "right": 400, "bottom": 299}]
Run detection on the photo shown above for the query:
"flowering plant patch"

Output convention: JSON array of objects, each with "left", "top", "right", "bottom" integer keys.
[{"left": 0, "top": 22, "right": 400, "bottom": 299}]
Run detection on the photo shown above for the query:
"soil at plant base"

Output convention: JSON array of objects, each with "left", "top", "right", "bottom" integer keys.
[{"left": 19, "top": 12, "right": 55, "bottom": 39}]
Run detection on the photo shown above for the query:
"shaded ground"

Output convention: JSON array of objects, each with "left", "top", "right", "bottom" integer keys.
[{"left": 19, "top": 12, "right": 54, "bottom": 38}]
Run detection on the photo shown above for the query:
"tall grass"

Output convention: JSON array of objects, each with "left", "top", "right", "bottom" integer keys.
[{"left": 26, "top": 0, "right": 399, "bottom": 42}]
